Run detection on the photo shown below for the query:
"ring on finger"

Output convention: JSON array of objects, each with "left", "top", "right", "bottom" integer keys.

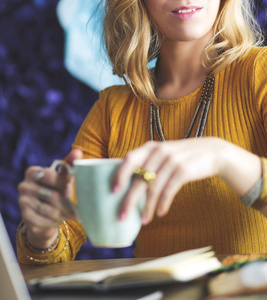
[
  {"left": 37, "top": 202, "right": 45, "bottom": 216},
  {"left": 134, "top": 167, "right": 156, "bottom": 184},
  {"left": 33, "top": 169, "right": 45, "bottom": 181},
  {"left": 37, "top": 187, "right": 52, "bottom": 203}
]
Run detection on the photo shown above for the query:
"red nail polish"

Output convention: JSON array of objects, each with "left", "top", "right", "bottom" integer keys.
[
  {"left": 119, "top": 212, "right": 127, "bottom": 221},
  {"left": 142, "top": 216, "right": 148, "bottom": 225},
  {"left": 113, "top": 185, "right": 120, "bottom": 193},
  {"left": 157, "top": 209, "right": 164, "bottom": 217}
]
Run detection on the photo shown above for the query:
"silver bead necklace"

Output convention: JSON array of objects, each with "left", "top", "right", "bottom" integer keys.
[{"left": 149, "top": 70, "right": 215, "bottom": 141}]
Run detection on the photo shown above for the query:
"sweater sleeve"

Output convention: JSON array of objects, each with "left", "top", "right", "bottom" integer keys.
[
  {"left": 72, "top": 89, "right": 110, "bottom": 158},
  {"left": 17, "top": 220, "right": 86, "bottom": 265},
  {"left": 254, "top": 47, "right": 267, "bottom": 132}
]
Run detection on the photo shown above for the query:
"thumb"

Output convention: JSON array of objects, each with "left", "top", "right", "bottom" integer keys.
[
  {"left": 64, "top": 148, "right": 83, "bottom": 165},
  {"left": 58, "top": 148, "right": 83, "bottom": 178}
]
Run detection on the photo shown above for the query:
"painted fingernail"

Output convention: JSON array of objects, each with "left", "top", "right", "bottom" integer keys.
[
  {"left": 142, "top": 215, "right": 149, "bottom": 225},
  {"left": 113, "top": 184, "right": 121, "bottom": 194},
  {"left": 119, "top": 211, "right": 127, "bottom": 221},
  {"left": 157, "top": 208, "right": 165, "bottom": 217}
]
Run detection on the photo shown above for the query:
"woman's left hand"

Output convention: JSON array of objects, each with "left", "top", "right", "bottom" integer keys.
[{"left": 113, "top": 137, "right": 262, "bottom": 225}]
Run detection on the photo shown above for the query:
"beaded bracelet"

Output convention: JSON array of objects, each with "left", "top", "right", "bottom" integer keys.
[
  {"left": 21, "top": 225, "right": 61, "bottom": 254},
  {"left": 17, "top": 221, "right": 69, "bottom": 263}
]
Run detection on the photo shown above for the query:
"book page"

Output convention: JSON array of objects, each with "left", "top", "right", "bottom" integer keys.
[{"left": 32, "top": 246, "right": 221, "bottom": 288}]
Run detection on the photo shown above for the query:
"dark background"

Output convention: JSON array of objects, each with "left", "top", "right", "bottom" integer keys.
[{"left": 0, "top": 0, "right": 266, "bottom": 260}]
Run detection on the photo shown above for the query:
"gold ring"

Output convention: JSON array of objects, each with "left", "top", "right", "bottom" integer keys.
[
  {"left": 134, "top": 167, "right": 156, "bottom": 184},
  {"left": 37, "top": 187, "right": 52, "bottom": 203}
]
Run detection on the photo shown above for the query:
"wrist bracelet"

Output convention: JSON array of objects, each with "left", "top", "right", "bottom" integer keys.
[
  {"left": 241, "top": 177, "right": 263, "bottom": 208},
  {"left": 17, "top": 221, "right": 69, "bottom": 263},
  {"left": 21, "top": 225, "right": 61, "bottom": 254}
]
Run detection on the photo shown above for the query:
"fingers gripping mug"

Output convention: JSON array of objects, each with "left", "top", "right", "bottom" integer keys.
[{"left": 50, "top": 158, "right": 145, "bottom": 248}]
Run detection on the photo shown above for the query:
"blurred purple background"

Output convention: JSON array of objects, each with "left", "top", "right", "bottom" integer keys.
[{"left": 0, "top": 0, "right": 266, "bottom": 260}]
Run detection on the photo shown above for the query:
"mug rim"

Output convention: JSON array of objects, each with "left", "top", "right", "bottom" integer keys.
[{"left": 74, "top": 158, "right": 122, "bottom": 166}]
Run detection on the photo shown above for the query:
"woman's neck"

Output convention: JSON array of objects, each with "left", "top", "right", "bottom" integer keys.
[{"left": 156, "top": 37, "right": 211, "bottom": 100}]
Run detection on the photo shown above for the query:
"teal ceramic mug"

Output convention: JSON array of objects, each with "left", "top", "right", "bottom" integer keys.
[{"left": 51, "top": 158, "right": 145, "bottom": 248}]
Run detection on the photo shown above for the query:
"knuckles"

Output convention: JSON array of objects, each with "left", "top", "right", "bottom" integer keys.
[
  {"left": 152, "top": 143, "right": 166, "bottom": 156},
  {"left": 17, "top": 182, "right": 26, "bottom": 194},
  {"left": 144, "top": 140, "right": 156, "bottom": 147},
  {"left": 25, "top": 166, "right": 40, "bottom": 179},
  {"left": 165, "top": 153, "right": 177, "bottom": 165},
  {"left": 124, "top": 152, "right": 134, "bottom": 164}
]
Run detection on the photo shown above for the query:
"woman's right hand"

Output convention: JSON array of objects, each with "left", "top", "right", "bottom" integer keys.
[{"left": 18, "top": 148, "right": 83, "bottom": 249}]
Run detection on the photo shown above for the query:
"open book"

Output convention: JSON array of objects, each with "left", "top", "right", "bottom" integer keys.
[{"left": 29, "top": 246, "right": 221, "bottom": 291}]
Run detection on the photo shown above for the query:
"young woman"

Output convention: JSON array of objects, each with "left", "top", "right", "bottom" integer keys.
[{"left": 17, "top": 0, "right": 267, "bottom": 264}]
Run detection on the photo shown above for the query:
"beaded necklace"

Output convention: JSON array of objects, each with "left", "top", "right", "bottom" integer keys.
[{"left": 149, "top": 71, "right": 215, "bottom": 141}]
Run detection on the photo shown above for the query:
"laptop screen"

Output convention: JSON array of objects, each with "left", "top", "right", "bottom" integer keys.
[{"left": 0, "top": 213, "right": 31, "bottom": 300}]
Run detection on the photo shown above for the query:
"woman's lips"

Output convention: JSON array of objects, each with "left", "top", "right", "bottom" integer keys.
[{"left": 171, "top": 6, "right": 203, "bottom": 20}]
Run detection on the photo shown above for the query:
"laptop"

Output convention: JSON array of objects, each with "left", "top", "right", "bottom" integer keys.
[
  {"left": 0, "top": 213, "right": 31, "bottom": 300},
  {"left": 0, "top": 214, "right": 164, "bottom": 300}
]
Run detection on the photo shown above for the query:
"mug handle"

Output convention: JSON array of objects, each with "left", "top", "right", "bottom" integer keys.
[
  {"left": 50, "top": 160, "right": 79, "bottom": 219},
  {"left": 50, "top": 159, "right": 75, "bottom": 176}
]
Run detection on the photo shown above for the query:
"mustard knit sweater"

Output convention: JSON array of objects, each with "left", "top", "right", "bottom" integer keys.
[{"left": 17, "top": 47, "right": 267, "bottom": 264}]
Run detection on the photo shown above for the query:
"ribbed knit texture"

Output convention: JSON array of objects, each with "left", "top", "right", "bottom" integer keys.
[{"left": 17, "top": 47, "right": 267, "bottom": 264}]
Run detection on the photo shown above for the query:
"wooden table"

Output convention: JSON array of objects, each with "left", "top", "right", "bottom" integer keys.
[
  {"left": 20, "top": 258, "right": 207, "bottom": 300},
  {"left": 21, "top": 257, "right": 267, "bottom": 300}
]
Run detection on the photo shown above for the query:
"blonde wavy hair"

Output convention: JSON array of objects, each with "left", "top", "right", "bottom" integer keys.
[{"left": 102, "top": 0, "right": 263, "bottom": 103}]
